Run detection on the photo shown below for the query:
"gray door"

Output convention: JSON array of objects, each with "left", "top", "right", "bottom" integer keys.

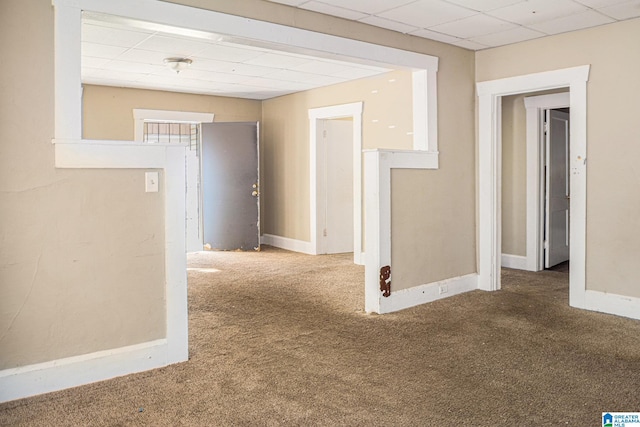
[{"left": 201, "top": 122, "right": 259, "bottom": 251}]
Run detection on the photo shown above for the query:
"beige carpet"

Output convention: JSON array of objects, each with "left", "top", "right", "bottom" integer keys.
[{"left": 2, "top": 246, "right": 640, "bottom": 426}]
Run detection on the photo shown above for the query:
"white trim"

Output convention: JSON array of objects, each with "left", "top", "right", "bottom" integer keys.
[
  {"left": 133, "top": 109, "right": 214, "bottom": 142},
  {"left": 501, "top": 254, "right": 528, "bottom": 270},
  {"left": 524, "top": 93, "right": 570, "bottom": 272},
  {"left": 54, "top": 0, "right": 82, "bottom": 140},
  {"left": 54, "top": 139, "right": 180, "bottom": 168},
  {"left": 583, "top": 291, "right": 640, "bottom": 321},
  {"left": 380, "top": 274, "right": 478, "bottom": 314},
  {"left": 260, "top": 234, "right": 314, "bottom": 255},
  {"left": 411, "top": 69, "right": 439, "bottom": 157},
  {"left": 0, "top": 339, "right": 169, "bottom": 403},
  {"left": 476, "top": 66, "right": 590, "bottom": 313},
  {"left": 309, "top": 102, "right": 363, "bottom": 265},
  {"left": 364, "top": 149, "right": 439, "bottom": 313}
]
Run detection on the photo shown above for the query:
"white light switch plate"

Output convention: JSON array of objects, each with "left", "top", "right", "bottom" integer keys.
[{"left": 145, "top": 172, "right": 159, "bottom": 193}]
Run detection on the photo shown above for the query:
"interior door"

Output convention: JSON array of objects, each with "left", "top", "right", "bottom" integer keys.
[
  {"left": 545, "top": 109, "right": 570, "bottom": 268},
  {"left": 318, "top": 118, "right": 354, "bottom": 254},
  {"left": 201, "top": 122, "right": 259, "bottom": 251}
]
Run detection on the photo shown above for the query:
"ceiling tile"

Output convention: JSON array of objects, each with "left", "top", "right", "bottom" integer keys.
[
  {"left": 102, "top": 60, "right": 163, "bottom": 74},
  {"left": 183, "top": 70, "right": 251, "bottom": 84},
  {"left": 573, "top": 0, "right": 631, "bottom": 7},
  {"left": 243, "top": 53, "right": 313, "bottom": 68},
  {"left": 266, "top": 0, "right": 310, "bottom": 6},
  {"left": 358, "top": 15, "right": 420, "bottom": 33},
  {"left": 81, "top": 67, "right": 102, "bottom": 78},
  {"left": 81, "top": 42, "right": 129, "bottom": 59},
  {"left": 116, "top": 48, "right": 178, "bottom": 65},
  {"left": 302, "top": 74, "right": 345, "bottom": 86},
  {"left": 597, "top": 0, "right": 640, "bottom": 20},
  {"left": 300, "top": 1, "right": 369, "bottom": 20},
  {"left": 428, "top": 13, "right": 517, "bottom": 38},
  {"left": 378, "top": 0, "right": 478, "bottom": 28},
  {"left": 312, "top": 0, "right": 416, "bottom": 14},
  {"left": 409, "top": 28, "right": 463, "bottom": 43},
  {"left": 198, "top": 44, "right": 269, "bottom": 63},
  {"left": 291, "top": 60, "right": 351, "bottom": 75},
  {"left": 331, "top": 67, "right": 387, "bottom": 79},
  {"left": 82, "top": 56, "right": 111, "bottom": 68},
  {"left": 470, "top": 26, "right": 545, "bottom": 47},
  {"left": 209, "top": 63, "right": 277, "bottom": 77},
  {"left": 442, "top": 0, "right": 525, "bottom": 11},
  {"left": 241, "top": 77, "right": 307, "bottom": 89},
  {"left": 82, "top": 24, "right": 153, "bottom": 48},
  {"left": 530, "top": 10, "right": 615, "bottom": 34},
  {"left": 450, "top": 39, "right": 490, "bottom": 50},
  {"left": 139, "top": 74, "right": 219, "bottom": 89},
  {"left": 135, "top": 35, "right": 212, "bottom": 56},
  {"left": 90, "top": 69, "right": 148, "bottom": 82},
  {"left": 262, "top": 69, "right": 322, "bottom": 83},
  {"left": 487, "top": 0, "right": 589, "bottom": 25}
]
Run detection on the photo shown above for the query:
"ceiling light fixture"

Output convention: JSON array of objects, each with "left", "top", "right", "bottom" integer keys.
[{"left": 164, "top": 57, "right": 192, "bottom": 74}]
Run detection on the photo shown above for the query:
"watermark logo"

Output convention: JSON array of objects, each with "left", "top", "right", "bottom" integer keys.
[{"left": 603, "top": 412, "right": 640, "bottom": 427}]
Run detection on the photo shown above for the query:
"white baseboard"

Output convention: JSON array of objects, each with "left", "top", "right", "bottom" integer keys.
[
  {"left": 260, "top": 234, "right": 314, "bottom": 255},
  {"left": 0, "top": 339, "right": 176, "bottom": 403},
  {"left": 580, "top": 290, "right": 640, "bottom": 321},
  {"left": 380, "top": 273, "right": 478, "bottom": 314},
  {"left": 501, "top": 253, "right": 528, "bottom": 270}
]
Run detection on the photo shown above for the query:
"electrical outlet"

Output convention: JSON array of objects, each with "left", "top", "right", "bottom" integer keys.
[{"left": 439, "top": 284, "right": 448, "bottom": 295}]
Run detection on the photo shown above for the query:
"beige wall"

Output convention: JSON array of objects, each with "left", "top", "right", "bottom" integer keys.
[
  {"left": 83, "top": 85, "right": 262, "bottom": 140},
  {"left": 477, "top": 18, "right": 640, "bottom": 297},
  {"left": 391, "top": 44, "right": 476, "bottom": 290},
  {"left": 1, "top": 0, "right": 165, "bottom": 368},
  {"left": 261, "top": 70, "right": 414, "bottom": 241}
]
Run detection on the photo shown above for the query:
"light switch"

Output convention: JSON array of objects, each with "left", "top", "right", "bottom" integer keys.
[{"left": 145, "top": 172, "right": 159, "bottom": 193}]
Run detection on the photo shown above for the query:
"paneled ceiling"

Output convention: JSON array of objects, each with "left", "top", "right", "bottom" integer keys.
[
  {"left": 268, "top": 0, "right": 640, "bottom": 50},
  {"left": 81, "top": 13, "right": 393, "bottom": 100}
]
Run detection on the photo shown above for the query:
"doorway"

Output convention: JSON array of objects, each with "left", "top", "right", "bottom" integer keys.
[
  {"left": 523, "top": 92, "right": 571, "bottom": 272},
  {"left": 501, "top": 92, "right": 571, "bottom": 273},
  {"left": 309, "top": 102, "right": 364, "bottom": 265},
  {"left": 476, "top": 65, "right": 589, "bottom": 311}
]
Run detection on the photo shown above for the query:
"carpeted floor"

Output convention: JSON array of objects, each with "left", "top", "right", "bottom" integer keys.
[{"left": 2, "top": 246, "right": 639, "bottom": 426}]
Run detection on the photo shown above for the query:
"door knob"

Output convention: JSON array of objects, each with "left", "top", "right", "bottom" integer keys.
[{"left": 252, "top": 190, "right": 258, "bottom": 197}]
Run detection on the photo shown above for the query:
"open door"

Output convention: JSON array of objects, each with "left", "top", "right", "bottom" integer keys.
[
  {"left": 544, "top": 109, "right": 570, "bottom": 268},
  {"left": 201, "top": 122, "right": 260, "bottom": 251}
]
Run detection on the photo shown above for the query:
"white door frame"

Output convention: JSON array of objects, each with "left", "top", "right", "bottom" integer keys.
[
  {"left": 477, "top": 65, "right": 590, "bottom": 310},
  {"left": 309, "top": 102, "right": 363, "bottom": 265},
  {"left": 523, "top": 92, "right": 570, "bottom": 271}
]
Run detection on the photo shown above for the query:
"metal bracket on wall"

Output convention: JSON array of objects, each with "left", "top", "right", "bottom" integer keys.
[{"left": 380, "top": 265, "right": 391, "bottom": 298}]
